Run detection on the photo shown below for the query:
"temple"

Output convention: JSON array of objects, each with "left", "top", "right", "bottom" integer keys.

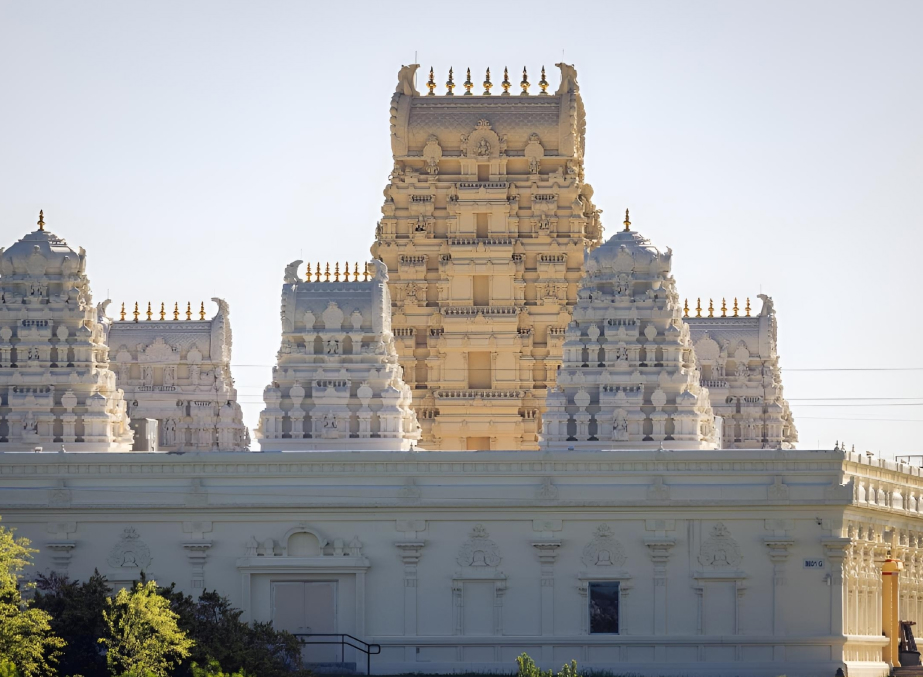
[
  {"left": 373, "top": 64, "right": 603, "bottom": 451},
  {"left": 108, "top": 298, "right": 250, "bottom": 451},
  {"left": 542, "top": 216, "right": 718, "bottom": 449},
  {"left": 255, "top": 259, "right": 420, "bottom": 450},
  {"left": 0, "top": 213, "right": 133, "bottom": 451},
  {"left": 2, "top": 63, "right": 919, "bottom": 677}
]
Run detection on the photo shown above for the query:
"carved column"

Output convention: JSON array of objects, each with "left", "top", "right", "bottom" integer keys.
[
  {"left": 645, "top": 538, "right": 675, "bottom": 635},
  {"left": 395, "top": 520, "right": 425, "bottom": 661},
  {"left": 764, "top": 527, "right": 794, "bottom": 663},
  {"left": 46, "top": 521, "right": 77, "bottom": 576},
  {"left": 532, "top": 540, "right": 561, "bottom": 662},
  {"left": 182, "top": 520, "right": 213, "bottom": 589},
  {"left": 395, "top": 540, "right": 426, "bottom": 659},
  {"left": 182, "top": 542, "right": 212, "bottom": 588},
  {"left": 823, "top": 537, "right": 852, "bottom": 636}
]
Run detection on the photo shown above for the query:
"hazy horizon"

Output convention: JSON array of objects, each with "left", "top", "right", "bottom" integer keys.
[{"left": 2, "top": 1, "right": 921, "bottom": 455}]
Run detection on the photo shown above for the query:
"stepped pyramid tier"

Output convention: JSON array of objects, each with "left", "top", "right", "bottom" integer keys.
[
  {"left": 256, "top": 260, "right": 421, "bottom": 451},
  {"left": 372, "top": 63, "right": 604, "bottom": 451},
  {"left": 107, "top": 299, "right": 250, "bottom": 451},
  {"left": 686, "top": 295, "right": 798, "bottom": 448},
  {"left": 0, "top": 213, "right": 133, "bottom": 451},
  {"left": 543, "top": 216, "right": 718, "bottom": 449}
]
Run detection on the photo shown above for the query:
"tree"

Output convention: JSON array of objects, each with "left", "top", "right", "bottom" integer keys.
[
  {"left": 0, "top": 520, "right": 64, "bottom": 677},
  {"left": 100, "top": 580, "right": 193, "bottom": 677},
  {"left": 155, "top": 584, "right": 308, "bottom": 677},
  {"left": 33, "top": 570, "right": 110, "bottom": 677}
]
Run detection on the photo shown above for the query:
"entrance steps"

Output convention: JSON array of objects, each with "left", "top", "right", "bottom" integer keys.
[{"left": 893, "top": 668, "right": 923, "bottom": 677}]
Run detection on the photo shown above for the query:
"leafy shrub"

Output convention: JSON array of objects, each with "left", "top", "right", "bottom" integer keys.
[{"left": 516, "top": 653, "right": 579, "bottom": 677}]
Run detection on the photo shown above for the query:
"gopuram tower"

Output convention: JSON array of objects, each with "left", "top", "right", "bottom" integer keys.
[{"left": 372, "top": 63, "right": 604, "bottom": 450}]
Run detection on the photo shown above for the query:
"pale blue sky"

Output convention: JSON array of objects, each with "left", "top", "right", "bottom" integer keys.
[{"left": 1, "top": 1, "right": 921, "bottom": 455}]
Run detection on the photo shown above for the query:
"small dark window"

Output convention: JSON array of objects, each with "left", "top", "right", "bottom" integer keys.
[{"left": 589, "top": 581, "right": 620, "bottom": 634}]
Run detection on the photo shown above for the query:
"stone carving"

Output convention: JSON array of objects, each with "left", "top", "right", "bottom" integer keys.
[
  {"left": 524, "top": 133, "right": 544, "bottom": 174},
  {"left": 398, "top": 477, "right": 422, "bottom": 500},
  {"left": 284, "top": 260, "right": 303, "bottom": 284},
  {"left": 422, "top": 135, "right": 442, "bottom": 175},
  {"left": 647, "top": 476, "right": 670, "bottom": 500},
  {"left": 395, "top": 64, "right": 420, "bottom": 96},
  {"left": 536, "top": 476, "right": 558, "bottom": 500},
  {"left": 457, "top": 524, "right": 501, "bottom": 567},
  {"left": 698, "top": 522, "right": 742, "bottom": 568},
  {"left": 581, "top": 524, "right": 626, "bottom": 568},
  {"left": 107, "top": 526, "right": 152, "bottom": 569},
  {"left": 555, "top": 63, "right": 580, "bottom": 94},
  {"left": 768, "top": 476, "right": 790, "bottom": 500}
]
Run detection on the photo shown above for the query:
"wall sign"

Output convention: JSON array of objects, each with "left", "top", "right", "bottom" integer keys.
[{"left": 803, "top": 558, "right": 825, "bottom": 569}]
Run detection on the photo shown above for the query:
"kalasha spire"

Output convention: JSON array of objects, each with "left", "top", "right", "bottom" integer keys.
[{"left": 37, "top": 210, "right": 45, "bottom": 231}]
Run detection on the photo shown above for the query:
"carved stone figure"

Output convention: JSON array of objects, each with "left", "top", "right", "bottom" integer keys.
[
  {"left": 395, "top": 64, "right": 420, "bottom": 96},
  {"left": 107, "top": 526, "right": 152, "bottom": 569},
  {"left": 698, "top": 522, "right": 742, "bottom": 568}
]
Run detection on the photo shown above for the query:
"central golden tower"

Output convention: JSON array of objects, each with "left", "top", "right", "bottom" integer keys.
[{"left": 372, "top": 63, "right": 604, "bottom": 450}]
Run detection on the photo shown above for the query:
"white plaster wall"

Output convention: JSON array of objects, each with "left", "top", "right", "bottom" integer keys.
[{"left": 2, "top": 448, "right": 921, "bottom": 677}]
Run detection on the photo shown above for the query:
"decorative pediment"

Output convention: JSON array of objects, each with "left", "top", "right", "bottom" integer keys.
[
  {"left": 139, "top": 337, "right": 178, "bottom": 363},
  {"left": 698, "top": 522, "right": 742, "bottom": 568},
  {"left": 460, "top": 119, "right": 501, "bottom": 160},
  {"left": 581, "top": 524, "right": 626, "bottom": 568},
  {"left": 107, "top": 526, "right": 152, "bottom": 570},
  {"left": 457, "top": 523, "right": 501, "bottom": 567}
]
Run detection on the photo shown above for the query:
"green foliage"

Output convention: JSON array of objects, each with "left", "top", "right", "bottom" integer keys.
[
  {"left": 190, "top": 658, "right": 252, "bottom": 677},
  {"left": 100, "top": 580, "right": 193, "bottom": 677},
  {"left": 0, "top": 520, "right": 65, "bottom": 677},
  {"left": 155, "top": 584, "right": 308, "bottom": 677},
  {"left": 0, "top": 661, "right": 20, "bottom": 677},
  {"left": 33, "top": 570, "right": 110, "bottom": 677},
  {"left": 516, "top": 654, "right": 579, "bottom": 677}
]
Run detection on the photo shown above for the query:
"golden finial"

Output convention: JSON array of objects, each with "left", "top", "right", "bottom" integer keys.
[
  {"left": 483, "top": 67, "right": 492, "bottom": 95},
  {"left": 720, "top": 298, "right": 727, "bottom": 317},
  {"left": 353, "top": 262, "right": 360, "bottom": 282},
  {"left": 623, "top": 208, "right": 631, "bottom": 231},
  {"left": 538, "top": 66, "right": 549, "bottom": 95},
  {"left": 315, "top": 262, "right": 321, "bottom": 282},
  {"left": 334, "top": 262, "right": 340, "bottom": 282},
  {"left": 463, "top": 68, "right": 473, "bottom": 95},
  {"left": 708, "top": 299, "right": 714, "bottom": 318},
  {"left": 173, "top": 302, "right": 179, "bottom": 320},
  {"left": 520, "top": 66, "right": 529, "bottom": 95},
  {"left": 324, "top": 263, "right": 331, "bottom": 281},
  {"left": 445, "top": 67, "right": 455, "bottom": 96},
  {"left": 199, "top": 301, "right": 206, "bottom": 320},
  {"left": 119, "top": 302, "right": 126, "bottom": 321},
  {"left": 426, "top": 67, "right": 436, "bottom": 95},
  {"left": 363, "top": 262, "right": 370, "bottom": 281},
  {"left": 133, "top": 301, "right": 140, "bottom": 323},
  {"left": 683, "top": 299, "right": 689, "bottom": 317},
  {"left": 159, "top": 302, "right": 166, "bottom": 321},
  {"left": 37, "top": 209, "right": 45, "bottom": 231},
  {"left": 745, "top": 297, "right": 751, "bottom": 317},
  {"left": 733, "top": 297, "right": 739, "bottom": 317},
  {"left": 185, "top": 302, "right": 192, "bottom": 321},
  {"left": 145, "top": 302, "right": 152, "bottom": 321},
  {"left": 695, "top": 298, "right": 702, "bottom": 318},
  {"left": 501, "top": 67, "right": 511, "bottom": 95}
]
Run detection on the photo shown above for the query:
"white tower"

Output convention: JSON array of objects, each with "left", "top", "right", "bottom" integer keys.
[{"left": 0, "top": 212, "right": 133, "bottom": 451}]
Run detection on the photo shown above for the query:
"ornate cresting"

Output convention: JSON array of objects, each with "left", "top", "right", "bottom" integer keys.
[{"left": 378, "top": 62, "right": 601, "bottom": 450}]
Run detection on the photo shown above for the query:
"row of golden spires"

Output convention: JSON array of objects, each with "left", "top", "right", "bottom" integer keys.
[
  {"left": 304, "top": 262, "right": 371, "bottom": 282},
  {"left": 683, "top": 298, "right": 752, "bottom": 318},
  {"left": 119, "top": 302, "right": 207, "bottom": 322},
  {"left": 426, "top": 66, "right": 550, "bottom": 96}
]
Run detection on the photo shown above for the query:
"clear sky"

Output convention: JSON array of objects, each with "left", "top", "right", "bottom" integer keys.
[{"left": 1, "top": 1, "right": 920, "bottom": 456}]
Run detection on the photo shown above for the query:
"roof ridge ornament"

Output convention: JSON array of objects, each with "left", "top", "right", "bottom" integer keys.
[
  {"left": 37, "top": 210, "right": 45, "bottom": 232},
  {"left": 623, "top": 208, "right": 631, "bottom": 232}
]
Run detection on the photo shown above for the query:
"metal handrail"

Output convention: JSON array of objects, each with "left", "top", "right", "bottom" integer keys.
[{"left": 292, "top": 633, "right": 381, "bottom": 675}]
